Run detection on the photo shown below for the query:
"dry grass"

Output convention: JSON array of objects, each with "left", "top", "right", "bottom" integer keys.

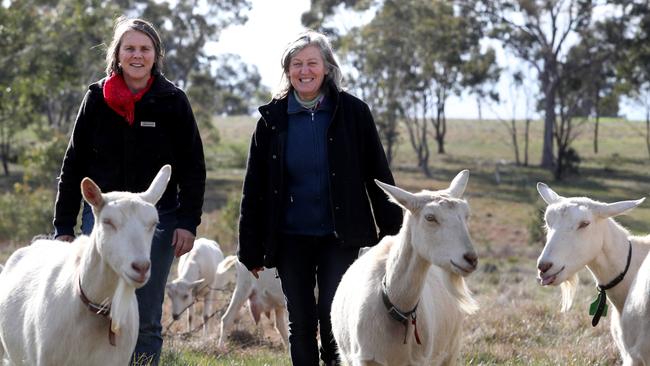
[{"left": 0, "top": 115, "right": 647, "bottom": 364}]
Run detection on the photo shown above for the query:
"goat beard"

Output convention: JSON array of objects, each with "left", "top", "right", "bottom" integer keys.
[{"left": 110, "top": 278, "right": 136, "bottom": 335}]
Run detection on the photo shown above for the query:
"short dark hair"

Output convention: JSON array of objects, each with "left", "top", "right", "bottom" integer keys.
[{"left": 105, "top": 16, "right": 164, "bottom": 76}]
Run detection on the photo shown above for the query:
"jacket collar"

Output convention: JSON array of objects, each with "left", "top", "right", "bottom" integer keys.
[
  {"left": 259, "top": 80, "right": 340, "bottom": 128},
  {"left": 287, "top": 91, "right": 332, "bottom": 114}
]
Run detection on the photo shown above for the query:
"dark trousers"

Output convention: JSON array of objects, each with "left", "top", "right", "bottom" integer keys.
[{"left": 275, "top": 234, "right": 359, "bottom": 366}]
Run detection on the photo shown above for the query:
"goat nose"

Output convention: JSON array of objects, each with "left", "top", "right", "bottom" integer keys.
[
  {"left": 463, "top": 252, "right": 478, "bottom": 269},
  {"left": 538, "top": 261, "right": 553, "bottom": 274},
  {"left": 132, "top": 260, "right": 151, "bottom": 276}
]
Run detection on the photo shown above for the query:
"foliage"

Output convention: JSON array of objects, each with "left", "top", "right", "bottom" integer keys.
[
  {"left": 0, "top": 184, "right": 55, "bottom": 242},
  {"left": 20, "top": 130, "right": 68, "bottom": 189},
  {"left": 337, "top": 0, "right": 498, "bottom": 176},
  {"left": 468, "top": 0, "right": 620, "bottom": 171}
]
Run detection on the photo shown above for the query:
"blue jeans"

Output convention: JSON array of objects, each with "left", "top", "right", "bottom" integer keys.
[
  {"left": 275, "top": 233, "right": 359, "bottom": 366},
  {"left": 82, "top": 203, "right": 176, "bottom": 366}
]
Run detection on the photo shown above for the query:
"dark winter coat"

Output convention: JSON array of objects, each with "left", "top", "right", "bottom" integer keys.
[
  {"left": 53, "top": 74, "right": 206, "bottom": 237},
  {"left": 237, "top": 83, "right": 403, "bottom": 270}
]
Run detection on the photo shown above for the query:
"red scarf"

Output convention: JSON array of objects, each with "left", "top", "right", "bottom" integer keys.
[{"left": 103, "top": 73, "right": 154, "bottom": 125}]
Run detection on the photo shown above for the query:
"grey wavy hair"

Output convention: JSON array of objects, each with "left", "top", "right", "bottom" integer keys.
[
  {"left": 275, "top": 30, "right": 343, "bottom": 99},
  {"left": 105, "top": 16, "right": 164, "bottom": 77}
]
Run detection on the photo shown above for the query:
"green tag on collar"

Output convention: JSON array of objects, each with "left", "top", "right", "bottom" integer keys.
[{"left": 589, "top": 293, "right": 608, "bottom": 317}]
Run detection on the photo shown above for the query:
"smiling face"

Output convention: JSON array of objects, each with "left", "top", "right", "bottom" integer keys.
[
  {"left": 288, "top": 45, "right": 328, "bottom": 100},
  {"left": 118, "top": 30, "right": 155, "bottom": 91}
]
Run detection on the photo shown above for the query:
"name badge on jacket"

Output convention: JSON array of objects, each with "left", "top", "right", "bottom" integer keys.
[{"left": 141, "top": 121, "right": 156, "bottom": 127}]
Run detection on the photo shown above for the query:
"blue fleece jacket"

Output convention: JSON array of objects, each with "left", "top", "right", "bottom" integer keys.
[{"left": 281, "top": 92, "right": 334, "bottom": 235}]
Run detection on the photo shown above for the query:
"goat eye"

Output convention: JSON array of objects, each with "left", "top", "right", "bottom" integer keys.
[
  {"left": 102, "top": 219, "right": 116, "bottom": 230},
  {"left": 425, "top": 214, "right": 438, "bottom": 223},
  {"left": 578, "top": 221, "right": 590, "bottom": 229}
]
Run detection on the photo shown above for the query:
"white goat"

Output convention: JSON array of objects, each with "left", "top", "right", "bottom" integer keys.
[
  {"left": 332, "top": 170, "right": 479, "bottom": 366},
  {"left": 216, "top": 255, "right": 288, "bottom": 349},
  {"left": 536, "top": 183, "right": 649, "bottom": 366},
  {"left": 166, "top": 237, "right": 227, "bottom": 335},
  {"left": 0, "top": 165, "right": 171, "bottom": 366}
]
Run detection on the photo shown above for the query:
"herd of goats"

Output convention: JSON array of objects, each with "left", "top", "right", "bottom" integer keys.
[{"left": 0, "top": 165, "right": 647, "bottom": 365}]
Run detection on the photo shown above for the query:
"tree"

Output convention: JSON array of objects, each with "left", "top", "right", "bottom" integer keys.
[
  {"left": 473, "top": 0, "right": 601, "bottom": 169},
  {"left": 324, "top": 0, "right": 497, "bottom": 177},
  {"left": 461, "top": 47, "right": 501, "bottom": 122},
  {"left": 337, "top": 1, "right": 414, "bottom": 165},
  {"left": 573, "top": 19, "right": 623, "bottom": 154},
  {"left": 492, "top": 70, "right": 537, "bottom": 166},
  {"left": 617, "top": 1, "right": 650, "bottom": 159}
]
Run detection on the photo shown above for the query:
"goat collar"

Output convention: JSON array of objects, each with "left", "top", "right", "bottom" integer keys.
[
  {"left": 591, "top": 240, "right": 632, "bottom": 327},
  {"left": 381, "top": 276, "right": 421, "bottom": 345},
  {"left": 77, "top": 276, "right": 116, "bottom": 346}
]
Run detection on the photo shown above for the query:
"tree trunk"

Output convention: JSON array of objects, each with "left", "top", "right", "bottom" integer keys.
[
  {"left": 510, "top": 117, "right": 520, "bottom": 165},
  {"left": 594, "top": 115, "right": 600, "bottom": 154},
  {"left": 646, "top": 109, "right": 650, "bottom": 160},
  {"left": 524, "top": 118, "right": 531, "bottom": 167},
  {"left": 540, "top": 66, "right": 556, "bottom": 169},
  {"left": 1, "top": 143, "right": 9, "bottom": 176},
  {"left": 593, "top": 91, "right": 600, "bottom": 154}
]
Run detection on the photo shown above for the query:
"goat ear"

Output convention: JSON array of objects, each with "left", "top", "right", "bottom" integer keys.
[
  {"left": 141, "top": 165, "right": 172, "bottom": 204},
  {"left": 592, "top": 198, "right": 645, "bottom": 218},
  {"left": 446, "top": 170, "right": 469, "bottom": 198},
  {"left": 537, "top": 182, "right": 562, "bottom": 205},
  {"left": 81, "top": 178, "right": 104, "bottom": 208},
  {"left": 375, "top": 179, "right": 417, "bottom": 211}
]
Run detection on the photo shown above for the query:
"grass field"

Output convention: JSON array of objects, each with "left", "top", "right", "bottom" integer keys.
[{"left": 2, "top": 115, "right": 650, "bottom": 365}]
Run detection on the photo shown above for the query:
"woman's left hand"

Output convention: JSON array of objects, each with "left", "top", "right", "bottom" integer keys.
[{"left": 172, "top": 228, "right": 195, "bottom": 257}]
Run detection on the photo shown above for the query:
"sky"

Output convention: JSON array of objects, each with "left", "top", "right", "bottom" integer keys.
[{"left": 211, "top": 0, "right": 644, "bottom": 121}]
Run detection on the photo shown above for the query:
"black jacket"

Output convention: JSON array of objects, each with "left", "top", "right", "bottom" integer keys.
[
  {"left": 53, "top": 74, "right": 206, "bottom": 237},
  {"left": 237, "top": 84, "right": 403, "bottom": 270}
]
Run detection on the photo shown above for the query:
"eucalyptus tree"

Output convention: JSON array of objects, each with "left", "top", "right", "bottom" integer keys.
[
  {"left": 471, "top": 0, "right": 606, "bottom": 169},
  {"left": 338, "top": 0, "right": 415, "bottom": 166},
  {"left": 306, "top": 0, "right": 498, "bottom": 177},
  {"left": 461, "top": 47, "right": 501, "bottom": 122},
  {"left": 572, "top": 19, "right": 623, "bottom": 154},
  {"left": 617, "top": 0, "right": 650, "bottom": 159}
]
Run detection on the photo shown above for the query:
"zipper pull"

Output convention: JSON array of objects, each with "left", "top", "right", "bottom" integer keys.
[{"left": 290, "top": 195, "right": 294, "bottom": 203}]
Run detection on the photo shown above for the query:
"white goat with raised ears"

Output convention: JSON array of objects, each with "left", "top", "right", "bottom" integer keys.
[
  {"left": 0, "top": 165, "right": 171, "bottom": 366},
  {"left": 536, "top": 183, "right": 649, "bottom": 365},
  {"left": 166, "top": 238, "right": 227, "bottom": 336},
  {"left": 331, "top": 170, "right": 479, "bottom": 366}
]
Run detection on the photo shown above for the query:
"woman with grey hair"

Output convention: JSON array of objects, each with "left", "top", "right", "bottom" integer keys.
[
  {"left": 53, "top": 16, "right": 205, "bottom": 365},
  {"left": 237, "top": 30, "right": 402, "bottom": 365}
]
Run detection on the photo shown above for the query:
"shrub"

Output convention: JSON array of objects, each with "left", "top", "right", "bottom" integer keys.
[
  {"left": 198, "top": 192, "right": 241, "bottom": 254},
  {"left": 20, "top": 132, "right": 68, "bottom": 189},
  {"left": 0, "top": 183, "right": 55, "bottom": 243}
]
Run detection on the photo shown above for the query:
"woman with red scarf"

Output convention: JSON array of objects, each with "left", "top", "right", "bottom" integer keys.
[{"left": 53, "top": 17, "right": 205, "bottom": 365}]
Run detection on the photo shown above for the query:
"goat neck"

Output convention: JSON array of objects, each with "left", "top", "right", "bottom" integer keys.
[
  {"left": 384, "top": 222, "right": 429, "bottom": 313},
  {"left": 586, "top": 219, "right": 647, "bottom": 312},
  {"left": 77, "top": 235, "right": 120, "bottom": 307}
]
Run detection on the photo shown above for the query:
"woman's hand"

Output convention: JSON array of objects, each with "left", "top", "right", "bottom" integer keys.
[{"left": 172, "top": 228, "right": 195, "bottom": 257}]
